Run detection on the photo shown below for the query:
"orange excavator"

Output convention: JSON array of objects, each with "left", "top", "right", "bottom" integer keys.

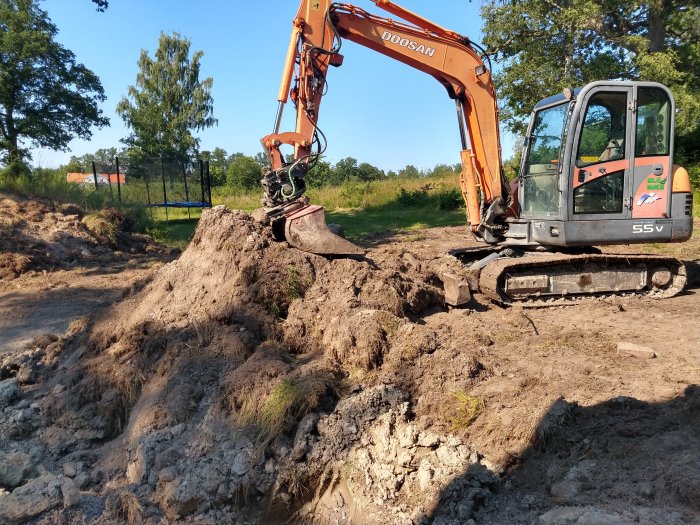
[{"left": 260, "top": 0, "right": 694, "bottom": 303}]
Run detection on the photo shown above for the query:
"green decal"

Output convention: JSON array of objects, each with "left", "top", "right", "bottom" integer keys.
[{"left": 647, "top": 177, "right": 667, "bottom": 191}]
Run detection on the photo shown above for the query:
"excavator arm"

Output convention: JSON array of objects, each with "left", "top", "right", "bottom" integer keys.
[{"left": 261, "top": 0, "right": 510, "bottom": 253}]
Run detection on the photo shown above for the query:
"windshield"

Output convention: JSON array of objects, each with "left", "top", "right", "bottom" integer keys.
[{"left": 522, "top": 102, "right": 569, "bottom": 215}]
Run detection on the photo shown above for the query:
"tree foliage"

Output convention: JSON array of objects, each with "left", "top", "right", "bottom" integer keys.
[
  {"left": 67, "top": 147, "right": 125, "bottom": 172},
  {"left": 482, "top": 0, "right": 700, "bottom": 160},
  {"left": 0, "top": 0, "right": 108, "bottom": 177},
  {"left": 117, "top": 32, "right": 216, "bottom": 162},
  {"left": 226, "top": 155, "right": 261, "bottom": 190},
  {"left": 200, "top": 147, "right": 229, "bottom": 186}
]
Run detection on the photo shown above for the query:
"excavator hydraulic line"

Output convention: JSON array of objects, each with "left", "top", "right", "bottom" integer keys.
[{"left": 284, "top": 205, "right": 365, "bottom": 257}]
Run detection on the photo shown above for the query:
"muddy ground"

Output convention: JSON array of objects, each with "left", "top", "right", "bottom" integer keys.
[{"left": 0, "top": 197, "right": 698, "bottom": 525}]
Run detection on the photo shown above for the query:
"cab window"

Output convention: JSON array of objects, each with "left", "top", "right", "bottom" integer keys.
[
  {"left": 576, "top": 92, "right": 627, "bottom": 167},
  {"left": 522, "top": 103, "right": 568, "bottom": 215},
  {"left": 636, "top": 87, "right": 671, "bottom": 157}
]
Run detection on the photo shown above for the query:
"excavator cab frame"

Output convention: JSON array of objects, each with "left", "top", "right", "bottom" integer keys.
[{"left": 511, "top": 81, "right": 693, "bottom": 248}]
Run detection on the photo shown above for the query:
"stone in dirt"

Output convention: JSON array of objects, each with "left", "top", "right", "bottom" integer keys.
[
  {"left": 0, "top": 474, "right": 63, "bottom": 523},
  {"left": 0, "top": 451, "right": 33, "bottom": 488},
  {"left": 0, "top": 378, "right": 20, "bottom": 409},
  {"left": 617, "top": 341, "right": 657, "bottom": 359}
]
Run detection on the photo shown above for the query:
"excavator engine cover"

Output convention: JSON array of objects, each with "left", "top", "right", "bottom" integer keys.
[{"left": 284, "top": 205, "right": 365, "bottom": 257}]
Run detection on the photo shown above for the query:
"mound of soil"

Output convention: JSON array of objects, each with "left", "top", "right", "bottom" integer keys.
[
  {"left": 0, "top": 206, "right": 698, "bottom": 524},
  {"left": 0, "top": 193, "right": 173, "bottom": 280}
]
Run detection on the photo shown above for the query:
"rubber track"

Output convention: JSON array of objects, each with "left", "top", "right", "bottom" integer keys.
[{"left": 478, "top": 253, "right": 687, "bottom": 304}]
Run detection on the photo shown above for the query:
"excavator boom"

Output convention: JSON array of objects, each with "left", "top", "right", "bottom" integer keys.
[{"left": 261, "top": 0, "right": 510, "bottom": 255}]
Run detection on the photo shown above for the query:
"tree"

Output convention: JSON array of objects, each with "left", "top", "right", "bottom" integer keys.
[
  {"left": 253, "top": 151, "right": 269, "bottom": 168},
  {"left": 117, "top": 32, "right": 216, "bottom": 162},
  {"left": 226, "top": 155, "right": 261, "bottom": 190},
  {"left": 0, "top": 0, "right": 108, "bottom": 177},
  {"left": 306, "top": 158, "right": 334, "bottom": 188},
  {"left": 357, "top": 162, "right": 385, "bottom": 182},
  {"left": 481, "top": 0, "right": 700, "bottom": 159},
  {"left": 427, "top": 163, "right": 458, "bottom": 179},
  {"left": 200, "top": 147, "right": 228, "bottom": 186},
  {"left": 398, "top": 165, "right": 421, "bottom": 179},
  {"left": 67, "top": 147, "right": 123, "bottom": 172},
  {"left": 333, "top": 157, "right": 360, "bottom": 184},
  {"left": 91, "top": 0, "right": 108, "bottom": 10}
]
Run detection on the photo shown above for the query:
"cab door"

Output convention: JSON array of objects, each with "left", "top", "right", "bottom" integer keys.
[
  {"left": 629, "top": 85, "right": 673, "bottom": 222},
  {"left": 569, "top": 86, "right": 633, "bottom": 221}
]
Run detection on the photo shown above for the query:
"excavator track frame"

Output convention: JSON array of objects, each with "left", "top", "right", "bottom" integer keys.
[{"left": 476, "top": 253, "right": 687, "bottom": 304}]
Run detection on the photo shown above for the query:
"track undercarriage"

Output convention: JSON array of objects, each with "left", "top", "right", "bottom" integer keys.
[{"left": 447, "top": 248, "right": 687, "bottom": 306}]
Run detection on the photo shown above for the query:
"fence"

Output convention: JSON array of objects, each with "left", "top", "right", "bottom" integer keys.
[{"left": 80, "top": 156, "right": 213, "bottom": 222}]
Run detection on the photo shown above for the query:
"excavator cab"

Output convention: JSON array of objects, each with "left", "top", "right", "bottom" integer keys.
[{"left": 515, "top": 81, "right": 693, "bottom": 248}]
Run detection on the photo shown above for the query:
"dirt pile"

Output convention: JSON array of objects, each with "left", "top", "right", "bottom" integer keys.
[
  {"left": 0, "top": 206, "right": 698, "bottom": 524},
  {"left": 0, "top": 193, "right": 173, "bottom": 280}
]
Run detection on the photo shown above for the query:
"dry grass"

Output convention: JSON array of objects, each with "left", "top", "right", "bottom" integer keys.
[
  {"left": 82, "top": 213, "right": 118, "bottom": 246},
  {"left": 240, "top": 372, "right": 337, "bottom": 450},
  {"left": 116, "top": 489, "right": 143, "bottom": 524},
  {"left": 449, "top": 391, "right": 484, "bottom": 430}
]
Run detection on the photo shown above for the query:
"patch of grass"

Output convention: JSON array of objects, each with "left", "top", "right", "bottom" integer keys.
[
  {"left": 449, "top": 391, "right": 484, "bottom": 430},
  {"left": 240, "top": 373, "right": 336, "bottom": 450},
  {"left": 116, "top": 489, "right": 143, "bottom": 525},
  {"left": 285, "top": 265, "right": 310, "bottom": 300},
  {"left": 82, "top": 213, "right": 118, "bottom": 246},
  {"left": 147, "top": 218, "right": 198, "bottom": 250},
  {"left": 327, "top": 205, "right": 465, "bottom": 240}
]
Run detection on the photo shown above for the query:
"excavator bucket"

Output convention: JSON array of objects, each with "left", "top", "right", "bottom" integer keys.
[{"left": 284, "top": 205, "right": 365, "bottom": 257}]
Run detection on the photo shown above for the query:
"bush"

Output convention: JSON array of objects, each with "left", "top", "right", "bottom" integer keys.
[
  {"left": 339, "top": 180, "right": 373, "bottom": 208},
  {"left": 437, "top": 188, "right": 464, "bottom": 210},
  {"left": 396, "top": 187, "right": 429, "bottom": 207},
  {"left": 688, "top": 165, "right": 700, "bottom": 189}
]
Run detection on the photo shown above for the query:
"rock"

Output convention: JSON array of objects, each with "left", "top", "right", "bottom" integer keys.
[
  {"left": 550, "top": 479, "right": 582, "bottom": 501},
  {"left": 575, "top": 509, "right": 630, "bottom": 525},
  {"left": 61, "top": 478, "right": 80, "bottom": 508},
  {"left": 75, "top": 473, "right": 91, "bottom": 490},
  {"left": 417, "top": 460, "right": 434, "bottom": 491},
  {"left": 231, "top": 451, "right": 250, "bottom": 476},
  {"left": 0, "top": 474, "right": 63, "bottom": 523},
  {"left": 159, "top": 467, "right": 178, "bottom": 483},
  {"left": 417, "top": 431, "right": 440, "bottom": 448},
  {"left": 538, "top": 506, "right": 586, "bottom": 525},
  {"left": 0, "top": 451, "right": 33, "bottom": 488},
  {"left": 60, "top": 346, "right": 86, "bottom": 369},
  {"left": 442, "top": 272, "right": 471, "bottom": 307},
  {"left": 62, "top": 462, "right": 82, "bottom": 478},
  {"left": 537, "top": 506, "right": 632, "bottom": 525},
  {"left": 617, "top": 341, "right": 656, "bottom": 359},
  {"left": 0, "top": 379, "right": 20, "bottom": 409}
]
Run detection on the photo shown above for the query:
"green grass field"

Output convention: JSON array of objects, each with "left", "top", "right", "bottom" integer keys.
[{"left": 3, "top": 169, "right": 698, "bottom": 251}]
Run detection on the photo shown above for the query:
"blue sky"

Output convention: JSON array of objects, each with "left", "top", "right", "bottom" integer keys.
[{"left": 35, "top": 0, "right": 518, "bottom": 171}]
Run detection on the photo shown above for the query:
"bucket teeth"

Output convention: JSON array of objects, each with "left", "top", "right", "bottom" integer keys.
[{"left": 284, "top": 205, "right": 365, "bottom": 257}]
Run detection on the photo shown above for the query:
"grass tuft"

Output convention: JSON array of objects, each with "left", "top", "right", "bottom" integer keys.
[
  {"left": 240, "top": 373, "right": 336, "bottom": 450},
  {"left": 82, "top": 213, "right": 118, "bottom": 247},
  {"left": 449, "top": 391, "right": 484, "bottom": 430},
  {"left": 116, "top": 489, "right": 143, "bottom": 525}
]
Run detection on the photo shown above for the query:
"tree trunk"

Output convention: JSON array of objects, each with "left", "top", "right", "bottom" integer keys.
[{"left": 647, "top": 5, "right": 666, "bottom": 53}]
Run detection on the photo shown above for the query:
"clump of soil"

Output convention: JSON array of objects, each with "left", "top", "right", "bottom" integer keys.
[
  {"left": 0, "top": 206, "right": 698, "bottom": 524},
  {"left": 0, "top": 193, "right": 172, "bottom": 280}
]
